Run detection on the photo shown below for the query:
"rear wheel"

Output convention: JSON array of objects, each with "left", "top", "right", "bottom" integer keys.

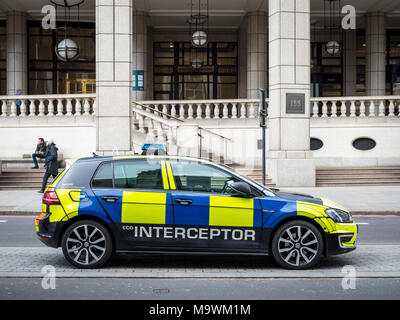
[
  {"left": 271, "top": 220, "right": 323, "bottom": 269},
  {"left": 61, "top": 220, "right": 112, "bottom": 269}
]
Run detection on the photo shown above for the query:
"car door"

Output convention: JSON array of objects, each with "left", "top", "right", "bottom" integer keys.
[
  {"left": 92, "top": 158, "right": 173, "bottom": 250},
  {"left": 167, "top": 159, "right": 263, "bottom": 251}
]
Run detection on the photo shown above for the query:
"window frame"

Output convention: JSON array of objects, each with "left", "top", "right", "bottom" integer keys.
[
  {"left": 90, "top": 161, "right": 114, "bottom": 189},
  {"left": 111, "top": 159, "right": 165, "bottom": 191},
  {"left": 168, "top": 160, "right": 254, "bottom": 196}
]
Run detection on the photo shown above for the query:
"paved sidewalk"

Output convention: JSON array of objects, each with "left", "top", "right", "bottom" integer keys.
[
  {"left": 0, "top": 245, "right": 399, "bottom": 278},
  {"left": 0, "top": 186, "right": 400, "bottom": 215}
]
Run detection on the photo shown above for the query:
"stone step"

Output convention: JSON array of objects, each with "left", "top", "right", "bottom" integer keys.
[
  {"left": 0, "top": 177, "right": 44, "bottom": 182},
  {"left": 317, "top": 181, "right": 400, "bottom": 187}
]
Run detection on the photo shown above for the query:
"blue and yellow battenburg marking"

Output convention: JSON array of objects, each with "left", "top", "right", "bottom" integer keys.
[{"left": 42, "top": 156, "right": 357, "bottom": 246}]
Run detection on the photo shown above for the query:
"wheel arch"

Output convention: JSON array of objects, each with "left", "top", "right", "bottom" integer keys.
[
  {"left": 269, "top": 215, "right": 328, "bottom": 256},
  {"left": 57, "top": 214, "right": 116, "bottom": 251}
]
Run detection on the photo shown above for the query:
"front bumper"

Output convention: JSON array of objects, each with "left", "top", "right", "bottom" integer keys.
[
  {"left": 36, "top": 212, "right": 64, "bottom": 248},
  {"left": 326, "top": 222, "right": 358, "bottom": 255}
]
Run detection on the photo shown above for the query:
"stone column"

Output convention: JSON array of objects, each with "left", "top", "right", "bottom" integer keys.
[
  {"left": 238, "top": 16, "right": 248, "bottom": 98},
  {"left": 366, "top": 12, "right": 386, "bottom": 96},
  {"left": 96, "top": 0, "right": 132, "bottom": 155},
  {"left": 6, "top": 11, "right": 27, "bottom": 95},
  {"left": 267, "top": 0, "right": 315, "bottom": 187},
  {"left": 132, "top": 10, "right": 147, "bottom": 101},
  {"left": 343, "top": 30, "right": 357, "bottom": 96},
  {"left": 247, "top": 11, "right": 268, "bottom": 99}
]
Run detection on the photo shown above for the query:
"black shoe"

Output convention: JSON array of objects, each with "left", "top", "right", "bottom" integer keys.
[
  {"left": 32, "top": 166, "right": 39, "bottom": 169},
  {"left": 37, "top": 190, "right": 44, "bottom": 194}
]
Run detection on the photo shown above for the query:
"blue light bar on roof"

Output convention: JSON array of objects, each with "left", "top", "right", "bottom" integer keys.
[{"left": 141, "top": 144, "right": 166, "bottom": 151}]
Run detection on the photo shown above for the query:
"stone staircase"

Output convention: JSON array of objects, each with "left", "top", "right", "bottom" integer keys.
[
  {"left": 316, "top": 166, "right": 400, "bottom": 186},
  {"left": 229, "top": 166, "right": 275, "bottom": 187},
  {"left": 0, "top": 168, "right": 63, "bottom": 190},
  {"left": 0, "top": 155, "right": 65, "bottom": 190}
]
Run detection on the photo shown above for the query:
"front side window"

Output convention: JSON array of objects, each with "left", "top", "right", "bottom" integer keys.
[
  {"left": 113, "top": 160, "right": 163, "bottom": 190},
  {"left": 169, "top": 160, "right": 239, "bottom": 194}
]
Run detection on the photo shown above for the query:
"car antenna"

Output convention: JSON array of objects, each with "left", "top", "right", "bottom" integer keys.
[{"left": 92, "top": 152, "right": 98, "bottom": 157}]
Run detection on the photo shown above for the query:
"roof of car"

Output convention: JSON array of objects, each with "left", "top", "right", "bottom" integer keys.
[{"left": 73, "top": 155, "right": 216, "bottom": 165}]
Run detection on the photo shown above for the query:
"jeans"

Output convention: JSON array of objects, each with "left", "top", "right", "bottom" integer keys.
[
  {"left": 41, "top": 172, "right": 57, "bottom": 192},
  {"left": 32, "top": 153, "right": 46, "bottom": 167}
]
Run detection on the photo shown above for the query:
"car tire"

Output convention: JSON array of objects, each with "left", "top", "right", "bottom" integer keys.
[
  {"left": 271, "top": 220, "right": 324, "bottom": 270},
  {"left": 61, "top": 219, "right": 113, "bottom": 269}
]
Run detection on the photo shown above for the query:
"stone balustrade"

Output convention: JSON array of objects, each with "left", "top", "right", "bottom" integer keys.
[
  {"left": 0, "top": 94, "right": 96, "bottom": 117},
  {"left": 310, "top": 96, "right": 400, "bottom": 118},
  {"left": 134, "top": 99, "right": 264, "bottom": 120}
]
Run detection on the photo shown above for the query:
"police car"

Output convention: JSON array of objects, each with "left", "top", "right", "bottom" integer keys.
[{"left": 35, "top": 155, "right": 358, "bottom": 269}]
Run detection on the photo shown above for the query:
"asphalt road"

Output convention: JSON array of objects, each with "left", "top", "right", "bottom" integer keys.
[
  {"left": 1, "top": 278, "right": 400, "bottom": 300},
  {"left": 1, "top": 215, "right": 400, "bottom": 247},
  {"left": 0, "top": 215, "right": 399, "bottom": 300}
]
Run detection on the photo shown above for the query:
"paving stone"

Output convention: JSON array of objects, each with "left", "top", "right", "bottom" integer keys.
[{"left": 0, "top": 245, "right": 399, "bottom": 278}]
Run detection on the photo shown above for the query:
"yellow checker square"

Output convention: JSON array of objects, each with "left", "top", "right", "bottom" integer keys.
[
  {"left": 209, "top": 196, "right": 254, "bottom": 227},
  {"left": 56, "top": 189, "right": 80, "bottom": 215},
  {"left": 49, "top": 205, "right": 66, "bottom": 222},
  {"left": 121, "top": 191, "right": 167, "bottom": 224}
]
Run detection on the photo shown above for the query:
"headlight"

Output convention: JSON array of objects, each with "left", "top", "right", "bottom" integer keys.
[{"left": 325, "top": 208, "right": 353, "bottom": 223}]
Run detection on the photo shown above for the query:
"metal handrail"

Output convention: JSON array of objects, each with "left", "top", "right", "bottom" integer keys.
[{"left": 133, "top": 102, "right": 232, "bottom": 142}]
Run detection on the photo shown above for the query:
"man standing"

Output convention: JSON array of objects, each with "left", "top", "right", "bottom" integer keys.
[
  {"left": 38, "top": 139, "right": 58, "bottom": 193},
  {"left": 32, "top": 138, "right": 48, "bottom": 169}
]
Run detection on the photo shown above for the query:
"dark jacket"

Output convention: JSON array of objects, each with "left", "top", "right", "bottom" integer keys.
[
  {"left": 45, "top": 143, "right": 58, "bottom": 175},
  {"left": 35, "top": 143, "right": 48, "bottom": 154}
]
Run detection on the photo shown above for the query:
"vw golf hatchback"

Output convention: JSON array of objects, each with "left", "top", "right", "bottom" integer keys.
[{"left": 36, "top": 155, "right": 358, "bottom": 269}]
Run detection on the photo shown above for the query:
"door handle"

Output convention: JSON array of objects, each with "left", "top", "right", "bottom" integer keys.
[
  {"left": 174, "top": 198, "right": 193, "bottom": 205},
  {"left": 101, "top": 195, "right": 120, "bottom": 203}
]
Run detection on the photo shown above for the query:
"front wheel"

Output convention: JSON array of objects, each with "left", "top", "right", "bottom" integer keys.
[
  {"left": 61, "top": 220, "right": 113, "bottom": 269},
  {"left": 271, "top": 220, "right": 324, "bottom": 270}
]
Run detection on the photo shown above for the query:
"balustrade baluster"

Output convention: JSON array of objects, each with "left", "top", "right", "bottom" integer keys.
[
  {"left": 332, "top": 101, "right": 338, "bottom": 117},
  {"left": 389, "top": 100, "right": 395, "bottom": 117},
  {"left": 20, "top": 100, "right": 27, "bottom": 117},
  {"left": 74, "top": 98, "right": 81, "bottom": 115},
  {"left": 231, "top": 103, "right": 237, "bottom": 119},
  {"left": 222, "top": 103, "right": 228, "bottom": 119},
  {"left": 10, "top": 100, "right": 17, "bottom": 116},
  {"left": 249, "top": 103, "right": 255, "bottom": 118},
  {"left": 359, "top": 100, "right": 366, "bottom": 117},
  {"left": 92, "top": 99, "right": 97, "bottom": 115},
  {"left": 239, "top": 103, "right": 246, "bottom": 118},
  {"left": 38, "top": 99, "right": 45, "bottom": 116},
  {"left": 187, "top": 104, "right": 194, "bottom": 119},
  {"left": 56, "top": 99, "right": 63, "bottom": 116},
  {"left": 65, "top": 99, "right": 72, "bottom": 116},
  {"left": 321, "top": 101, "right": 328, "bottom": 117},
  {"left": 349, "top": 100, "right": 356, "bottom": 117},
  {"left": 0, "top": 100, "right": 6, "bottom": 117},
  {"left": 28, "top": 99, "right": 36, "bottom": 116},
  {"left": 84, "top": 99, "right": 90, "bottom": 115},
  {"left": 205, "top": 103, "right": 211, "bottom": 119},
  {"left": 138, "top": 115, "right": 146, "bottom": 133},
  {"left": 378, "top": 100, "right": 385, "bottom": 117}
]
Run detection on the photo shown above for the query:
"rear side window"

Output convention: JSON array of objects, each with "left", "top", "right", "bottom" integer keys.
[
  {"left": 92, "top": 162, "right": 113, "bottom": 188},
  {"left": 113, "top": 160, "right": 163, "bottom": 190},
  {"left": 58, "top": 161, "right": 99, "bottom": 189}
]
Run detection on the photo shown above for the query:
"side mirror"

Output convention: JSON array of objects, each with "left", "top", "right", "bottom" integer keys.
[{"left": 230, "top": 182, "right": 254, "bottom": 198}]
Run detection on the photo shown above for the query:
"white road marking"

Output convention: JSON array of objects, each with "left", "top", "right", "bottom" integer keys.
[
  {"left": 355, "top": 222, "right": 369, "bottom": 225},
  {"left": 0, "top": 220, "right": 8, "bottom": 223}
]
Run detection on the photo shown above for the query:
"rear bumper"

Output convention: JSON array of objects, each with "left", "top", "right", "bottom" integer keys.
[{"left": 36, "top": 213, "right": 64, "bottom": 248}]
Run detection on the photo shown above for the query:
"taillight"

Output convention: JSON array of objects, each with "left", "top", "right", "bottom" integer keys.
[{"left": 43, "top": 190, "right": 61, "bottom": 205}]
